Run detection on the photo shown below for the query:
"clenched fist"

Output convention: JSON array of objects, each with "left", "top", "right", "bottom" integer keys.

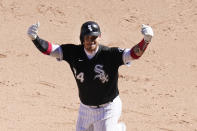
[{"left": 141, "top": 24, "right": 154, "bottom": 43}]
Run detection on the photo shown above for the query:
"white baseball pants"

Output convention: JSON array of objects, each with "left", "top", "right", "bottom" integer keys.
[{"left": 76, "top": 96, "right": 126, "bottom": 131}]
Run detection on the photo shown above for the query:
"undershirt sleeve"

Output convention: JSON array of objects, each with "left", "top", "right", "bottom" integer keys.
[
  {"left": 122, "top": 48, "right": 133, "bottom": 65},
  {"left": 49, "top": 44, "right": 63, "bottom": 61}
]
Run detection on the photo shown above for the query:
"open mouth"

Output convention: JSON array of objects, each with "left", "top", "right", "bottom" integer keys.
[{"left": 88, "top": 42, "right": 96, "bottom": 47}]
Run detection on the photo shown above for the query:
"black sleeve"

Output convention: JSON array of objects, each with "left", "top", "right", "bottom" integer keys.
[
  {"left": 60, "top": 44, "right": 77, "bottom": 63},
  {"left": 110, "top": 47, "right": 124, "bottom": 66},
  {"left": 32, "top": 36, "right": 49, "bottom": 54}
]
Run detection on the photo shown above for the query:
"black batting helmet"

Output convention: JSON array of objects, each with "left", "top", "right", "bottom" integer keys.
[{"left": 80, "top": 21, "right": 101, "bottom": 44}]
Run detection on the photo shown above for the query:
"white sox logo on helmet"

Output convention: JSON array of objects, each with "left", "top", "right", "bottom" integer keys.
[{"left": 88, "top": 25, "right": 93, "bottom": 31}]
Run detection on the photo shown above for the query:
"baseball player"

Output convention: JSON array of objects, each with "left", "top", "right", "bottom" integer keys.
[{"left": 27, "top": 21, "right": 153, "bottom": 131}]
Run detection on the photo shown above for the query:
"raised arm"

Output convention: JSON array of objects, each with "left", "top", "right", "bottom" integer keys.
[
  {"left": 123, "top": 24, "right": 154, "bottom": 64},
  {"left": 27, "top": 22, "right": 63, "bottom": 60}
]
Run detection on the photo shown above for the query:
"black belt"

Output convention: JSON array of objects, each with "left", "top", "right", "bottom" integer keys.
[{"left": 88, "top": 102, "right": 111, "bottom": 108}]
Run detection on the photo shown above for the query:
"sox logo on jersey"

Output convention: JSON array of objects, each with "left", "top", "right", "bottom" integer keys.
[
  {"left": 73, "top": 64, "right": 109, "bottom": 84},
  {"left": 94, "top": 64, "right": 109, "bottom": 83}
]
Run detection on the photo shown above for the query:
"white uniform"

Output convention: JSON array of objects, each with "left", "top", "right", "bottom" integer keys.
[{"left": 76, "top": 96, "right": 125, "bottom": 131}]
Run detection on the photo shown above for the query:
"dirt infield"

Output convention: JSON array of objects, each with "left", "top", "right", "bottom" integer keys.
[{"left": 0, "top": 0, "right": 197, "bottom": 130}]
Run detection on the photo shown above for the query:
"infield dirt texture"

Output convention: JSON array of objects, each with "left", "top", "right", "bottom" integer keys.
[{"left": 0, "top": 0, "right": 197, "bottom": 130}]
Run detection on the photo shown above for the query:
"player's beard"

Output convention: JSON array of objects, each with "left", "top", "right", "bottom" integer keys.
[{"left": 85, "top": 42, "right": 98, "bottom": 53}]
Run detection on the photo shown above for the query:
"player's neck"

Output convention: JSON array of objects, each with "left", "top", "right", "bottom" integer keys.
[{"left": 84, "top": 46, "right": 99, "bottom": 59}]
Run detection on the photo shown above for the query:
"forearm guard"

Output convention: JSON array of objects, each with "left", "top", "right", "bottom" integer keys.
[
  {"left": 32, "top": 36, "right": 52, "bottom": 55},
  {"left": 130, "top": 39, "right": 149, "bottom": 59}
]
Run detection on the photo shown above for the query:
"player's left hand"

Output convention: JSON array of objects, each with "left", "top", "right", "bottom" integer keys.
[{"left": 141, "top": 24, "right": 154, "bottom": 43}]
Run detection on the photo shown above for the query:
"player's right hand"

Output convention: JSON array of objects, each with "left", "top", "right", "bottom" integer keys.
[{"left": 27, "top": 22, "right": 40, "bottom": 40}]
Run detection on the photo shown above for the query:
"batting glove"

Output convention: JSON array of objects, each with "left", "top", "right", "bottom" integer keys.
[
  {"left": 141, "top": 24, "right": 154, "bottom": 43},
  {"left": 27, "top": 22, "right": 40, "bottom": 40}
]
